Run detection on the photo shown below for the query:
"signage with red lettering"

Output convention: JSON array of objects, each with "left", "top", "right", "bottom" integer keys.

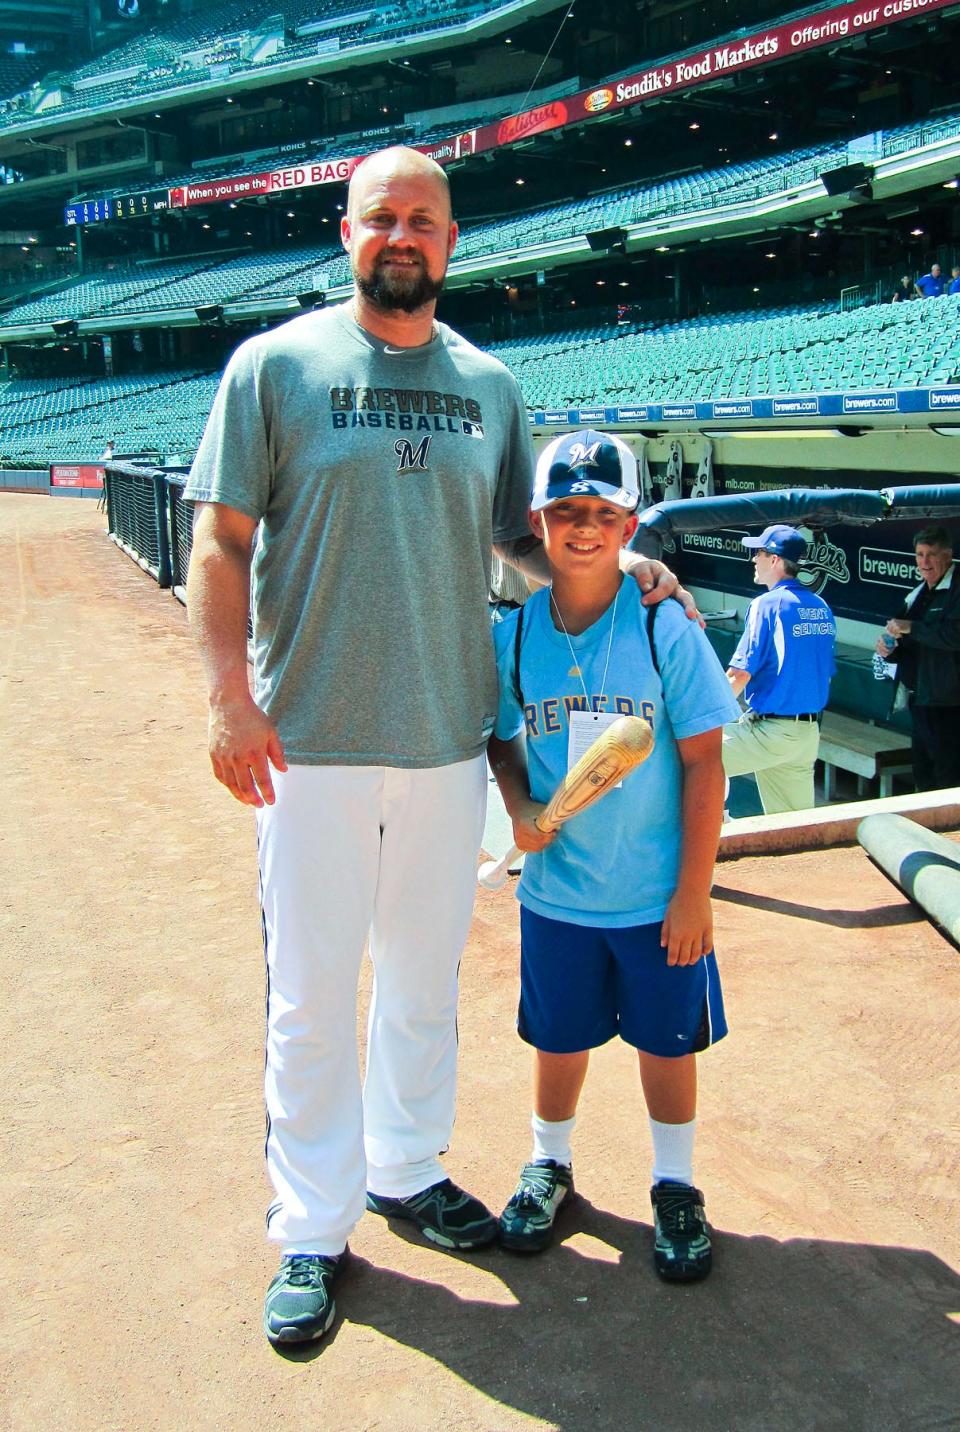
[{"left": 496, "top": 102, "right": 568, "bottom": 146}]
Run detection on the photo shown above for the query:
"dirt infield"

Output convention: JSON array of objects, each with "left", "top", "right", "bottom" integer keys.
[{"left": 1, "top": 493, "right": 958, "bottom": 1432}]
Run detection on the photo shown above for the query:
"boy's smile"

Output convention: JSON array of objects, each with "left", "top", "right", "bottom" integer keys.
[{"left": 532, "top": 496, "right": 638, "bottom": 574}]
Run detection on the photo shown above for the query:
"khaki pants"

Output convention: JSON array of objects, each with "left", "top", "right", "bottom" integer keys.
[{"left": 722, "top": 714, "right": 820, "bottom": 814}]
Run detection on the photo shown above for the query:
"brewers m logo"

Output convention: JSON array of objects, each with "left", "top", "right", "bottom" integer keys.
[
  {"left": 395, "top": 435, "right": 431, "bottom": 473},
  {"left": 568, "top": 440, "right": 602, "bottom": 468}
]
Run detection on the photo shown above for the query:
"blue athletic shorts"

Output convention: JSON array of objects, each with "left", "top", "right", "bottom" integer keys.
[{"left": 518, "top": 906, "right": 728, "bottom": 1057}]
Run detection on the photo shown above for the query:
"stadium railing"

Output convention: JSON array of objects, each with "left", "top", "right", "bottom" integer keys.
[
  {"left": 105, "top": 463, "right": 254, "bottom": 637},
  {"left": 104, "top": 462, "right": 173, "bottom": 587}
]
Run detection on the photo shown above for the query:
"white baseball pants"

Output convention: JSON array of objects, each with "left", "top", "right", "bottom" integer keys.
[{"left": 256, "top": 756, "right": 487, "bottom": 1254}]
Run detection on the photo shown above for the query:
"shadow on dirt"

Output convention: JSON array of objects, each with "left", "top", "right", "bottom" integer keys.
[
  {"left": 712, "top": 884, "right": 924, "bottom": 930},
  {"left": 291, "top": 1197, "right": 959, "bottom": 1431}
]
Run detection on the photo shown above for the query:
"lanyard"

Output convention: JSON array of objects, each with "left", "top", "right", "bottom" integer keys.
[{"left": 550, "top": 585, "right": 619, "bottom": 708}]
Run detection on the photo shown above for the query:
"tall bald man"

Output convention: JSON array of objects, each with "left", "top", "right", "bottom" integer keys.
[{"left": 185, "top": 146, "right": 687, "bottom": 1345}]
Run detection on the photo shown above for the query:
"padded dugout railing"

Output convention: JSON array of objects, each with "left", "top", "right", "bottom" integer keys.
[
  {"left": 104, "top": 463, "right": 252, "bottom": 636},
  {"left": 104, "top": 462, "right": 173, "bottom": 587}
]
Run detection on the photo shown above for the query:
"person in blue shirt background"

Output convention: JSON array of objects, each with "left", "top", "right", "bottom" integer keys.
[
  {"left": 915, "top": 263, "right": 944, "bottom": 297},
  {"left": 948, "top": 265, "right": 960, "bottom": 296},
  {"left": 722, "top": 524, "right": 836, "bottom": 814},
  {"left": 488, "top": 429, "right": 739, "bottom": 1284}
]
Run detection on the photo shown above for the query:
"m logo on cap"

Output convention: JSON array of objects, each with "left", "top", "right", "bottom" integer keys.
[
  {"left": 531, "top": 428, "right": 640, "bottom": 512},
  {"left": 568, "top": 441, "right": 602, "bottom": 468}
]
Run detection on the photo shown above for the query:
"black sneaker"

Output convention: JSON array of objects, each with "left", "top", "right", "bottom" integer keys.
[
  {"left": 366, "top": 1178, "right": 498, "bottom": 1250},
  {"left": 263, "top": 1251, "right": 346, "bottom": 1346},
  {"left": 650, "top": 1181, "right": 712, "bottom": 1283},
  {"left": 499, "top": 1159, "right": 574, "bottom": 1253}
]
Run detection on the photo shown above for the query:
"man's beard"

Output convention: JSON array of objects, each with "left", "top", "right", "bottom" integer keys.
[{"left": 354, "top": 254, "right": 446, "bottom": 313}]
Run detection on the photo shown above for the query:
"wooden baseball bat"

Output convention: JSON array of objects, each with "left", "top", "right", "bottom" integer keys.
[{"left": 478, "top": 714, "right": 655, "bottom": 891}]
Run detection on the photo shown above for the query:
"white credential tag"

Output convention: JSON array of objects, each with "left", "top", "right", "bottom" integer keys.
[{"left": 567, "top": 709, "right": 624, "bottom": 787}]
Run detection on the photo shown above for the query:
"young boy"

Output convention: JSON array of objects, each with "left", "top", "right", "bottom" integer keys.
[{"left": 487, "top": 429, "right": 740, "bottom": 1282}]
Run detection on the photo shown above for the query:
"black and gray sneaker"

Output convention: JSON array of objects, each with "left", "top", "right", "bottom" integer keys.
[
  {"left": 366, "top": 1178, "right": 498, "bottom": 1251},
  {"left": 650, "top": 1181, "right": 712, "bottom": 1282},
  {"left": 499, "top": 1159, "right": 574, "bottom": 1253},
  {"left": 263, "top": 1251, "right": 346, "bottom": 1346}
]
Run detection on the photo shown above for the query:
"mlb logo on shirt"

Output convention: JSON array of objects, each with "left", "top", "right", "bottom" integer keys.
[{"left": 463, "top": 421, "right": 485, "bottom": 439}]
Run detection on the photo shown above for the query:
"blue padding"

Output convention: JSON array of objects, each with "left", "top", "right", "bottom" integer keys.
[
  {"left": 880, "top": 485, "right": 960, "bottom": 518},
  {"left": 635, "top": 487, "right": 886, "bottom": 538}
]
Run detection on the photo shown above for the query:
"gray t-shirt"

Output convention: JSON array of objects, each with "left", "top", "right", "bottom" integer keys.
[{"left": 185, "top": 304, "right": 533, "bottom": 766}]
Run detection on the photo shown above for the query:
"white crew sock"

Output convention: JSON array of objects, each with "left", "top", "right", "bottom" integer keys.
[
  {"left": 531, "top": 1113, "right": 576, "bottom": 1166},
  {"left": 649, "top": 1116, "right": 696, "bottom": 1186}
]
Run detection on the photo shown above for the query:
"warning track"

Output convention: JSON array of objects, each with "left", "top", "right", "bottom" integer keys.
[{"left": 1, "top": 493, "right": 957, "bottom": 1432}]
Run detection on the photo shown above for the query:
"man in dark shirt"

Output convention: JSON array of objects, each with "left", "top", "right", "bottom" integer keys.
[
  {"left": 877, "top": 526, "right": 960, "bottom": 790},
  {"left": 891, "top": 275, "right": 914, "bottom": 303}
]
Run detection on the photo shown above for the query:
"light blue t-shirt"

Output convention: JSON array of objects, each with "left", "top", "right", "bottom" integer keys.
[
  {"left": 728, "top": 579, "right": 836, "bottom": 715},
  {"left": 493, "top": 580, "right": 739, "bottom": 926}
]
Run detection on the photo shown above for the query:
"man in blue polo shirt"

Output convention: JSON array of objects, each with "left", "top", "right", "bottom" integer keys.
[
  {"left": 915, "top": 263, "right": 944, "bottom": 298},
  {"left": 722, "top": 524, "right": 836, "bottom": 814}
]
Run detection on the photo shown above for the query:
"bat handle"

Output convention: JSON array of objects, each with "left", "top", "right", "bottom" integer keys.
[{"left": 477, "top": 844, "right": 522, "bottom": 890}]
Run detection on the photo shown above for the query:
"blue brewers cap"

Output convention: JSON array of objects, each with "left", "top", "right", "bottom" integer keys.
[
  {"left": 741, "top": 523, "right": 807, "bottom": 561},
  {"left": 531, "top": 429, "right": 640, "bottom": 513}
]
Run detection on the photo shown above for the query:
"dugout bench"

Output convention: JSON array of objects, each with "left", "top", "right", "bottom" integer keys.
[{"left": 817, "top": 711, "right": 912, "bottom": 800}]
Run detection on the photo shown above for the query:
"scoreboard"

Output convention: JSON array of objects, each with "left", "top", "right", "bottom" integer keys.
[
  {"left": 111, "top": 188, "right": 169, "bottom": 220},
  {"left": 64, "top": 188, "right": 168, "bottom": 226},
  {"left": 64, "top": 197, "right": 112, "bottom": 226}
]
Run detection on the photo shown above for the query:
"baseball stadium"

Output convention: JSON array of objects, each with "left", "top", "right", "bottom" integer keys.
[{"left": 1, "top": 1, "right": 958, "bottom": 1427}]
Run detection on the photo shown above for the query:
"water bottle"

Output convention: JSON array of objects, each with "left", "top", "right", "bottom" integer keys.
[{"left": 872, "top": 632, "right": 895, "bottom": 680}]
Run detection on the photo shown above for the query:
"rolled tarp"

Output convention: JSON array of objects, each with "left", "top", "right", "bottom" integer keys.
[
  {"left": 857, "top": 812, "right": 960, "bottom": 948},
  {"left": 634, "top": 487, "right": 887, "bottom": 541},
  {"left": 880, "top": 484, "right": 960, "bottom": 519}
]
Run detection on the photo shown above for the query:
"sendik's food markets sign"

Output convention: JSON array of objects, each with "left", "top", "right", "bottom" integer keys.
[
  {"left": 65, "top": 0, "right": 956, "bottom": 224},
  {"left": 483, "top": 0, "right": 955, "bottom": 143}
]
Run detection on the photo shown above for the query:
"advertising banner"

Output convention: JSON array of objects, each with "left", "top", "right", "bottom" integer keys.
[
  {"left": 168, "top": 156, "right": 352, "bottom": 208},
  {"left": 64, "top": 0, "right": 957, "bottom": 225},
  {"left": 528, "top": 387, "right": 960, "bottom": 426},
  {"left": 50, "top": 463, "right": 105, "bottom": 488},
  {"left": 473, "top": 0, "right": 957, "bottom": 156},
  {"left": 677, "top": 517, "right": 923, "bottom": 624}
]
